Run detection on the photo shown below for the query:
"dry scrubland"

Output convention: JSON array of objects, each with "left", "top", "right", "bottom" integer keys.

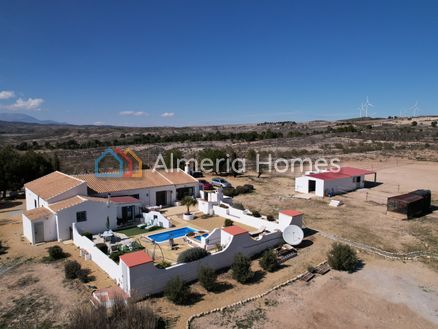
[{"left": 1, "top": 116, "right": 438, "bottom": 328}]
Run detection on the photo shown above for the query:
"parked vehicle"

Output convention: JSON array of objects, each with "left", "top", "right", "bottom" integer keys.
[
  {"left": 211, "top": 177, "right": 232, "bottom": 188},
  {"left": 191, "top": 171, "right": 204, "bottom": 178},
  {"left": 198, "top": 179, "right": 213, "bottom": 190}
]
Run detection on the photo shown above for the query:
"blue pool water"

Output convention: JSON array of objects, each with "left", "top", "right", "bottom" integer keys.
[
  {"left": 148, "top": 227, "right": 196, "bottom": 243},
  {"left": 194, "top": 234, "right": 209, "bottom": 241}
]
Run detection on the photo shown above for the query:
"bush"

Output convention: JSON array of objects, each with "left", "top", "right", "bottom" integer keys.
[
  {"left": 76, "top": 268, "right": 91, "bottom": 283},
  {"left": 198, "top": 266, "right": 217, "bottom": 291},
  {"left": 411, "top": 121, "right": 418, "bottom": 126},
  {"left": 65, "top": 260, "right": 81, "bottom": 279},
  {"left": 251, "top": 210, "right": 261, "bottom": 217},
  {"left": 223, "top": 187, "right": 236, "bottom": 197},
  {"left": 259, "top": 249, "right": 279, "bottom": 272},
  {"left": 95, "top": 243, "right": 108, "bottom": 254},
  {"left": 231, "top": 253, "right": 253, "bottom": 283},
  {"left": 232, "top": 202, "right": 245, "bottom": 210},
  {"left": 243, "top": 184, "right": 254, "bottom": 191},
  {"left": 109, "top": 251, "right": 124, "bottom": 263},
  {"left": 307, "top": 265, "right": 316, "bottom": 273},
  {"left": 66, "top": 298, "right": 157, "bottom": 329},
  {"left": 164, "top": 276, "right": 190, "bottom": 304},
  {"left": 48, "top": 245, "right": 66, "bottom": 260},
  {"left": 82, "top": 232, "right": 93, "bottom": 240},
  {"left": 266, "top": 215, "right": 275, "bottom": 222},
  {"left": 177, "top": 247, "right": 209, "bottom": 263},
  {"left": 327, "top": 243, "right": 358, "bottom": 272},
  {"left": 156, "top": 260, "right": 172, "bottom": 269},
  {"left": 224, "top": 218, "right": 234, "bottom": 227},
  {"left": 432, "top": 121, "right": 437, "bottom": 127}
]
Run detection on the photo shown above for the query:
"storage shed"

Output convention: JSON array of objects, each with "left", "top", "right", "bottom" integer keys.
[
  {"left": 387, "top": 190, "right": 431, "bottom": 219},
  {"left": 295, "top": 167, "right": 376, "bottom": 197}
]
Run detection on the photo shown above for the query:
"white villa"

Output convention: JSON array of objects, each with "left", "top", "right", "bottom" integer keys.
[
  {"left": 22, "top": 170, "right": 199, "bottom": 244},
  {"left": 294, "top": 166, "right": 377, "bottom": 197}
]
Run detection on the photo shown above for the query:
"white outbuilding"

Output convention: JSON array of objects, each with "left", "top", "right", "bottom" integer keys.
[{"left": 295, "top": 167, "right": 376, "bottom": 197}]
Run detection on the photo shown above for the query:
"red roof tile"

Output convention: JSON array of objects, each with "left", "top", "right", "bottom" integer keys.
[
  {"left": 280, "top": 209, "right": 303, "bottom": 217},
  {"left": 222, "top": 225, "right": 248, "bottom": 236},
  {"left": 307, "top": 167, "right": 375, "bottom": 181},
  {"left": 110, "top": 196, "right": 142, "bottom": 203},
  {"left": 119, "top": 251, "right": 152, "bottom": 268}
]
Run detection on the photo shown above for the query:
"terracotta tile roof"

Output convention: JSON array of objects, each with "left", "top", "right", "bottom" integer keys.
[
  {"left": 49, "top": 196, "right": 87, "bottom": 212},
  {"left": 24, "top": 171, "right": 85, "bottom": 200},
  {"left": 222, "top": 225, "right": 248, "bottom": 236},
  {"left": 110, "top": 196, "right": 142, "bottom": 203},
  {"left": 157, "top": 170, "right": 199, "bottom": 185},
  {"left": 280, "top": 209, "right": 303, "bottom": 217},
  {"left": 119, "top": 250, "right": 153, "bottom": 268},
  {"left": 23, "top": 207, "right": 53, "bottom": 221},
  {"left": 76, "top": 170, "right": 197, "bottom": 194}
]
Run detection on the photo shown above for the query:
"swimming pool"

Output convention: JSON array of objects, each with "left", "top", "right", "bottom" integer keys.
[
  {"left": 148, "top": 227, "right": 197, "bottom": 243},
  {"left": 194, "top": 234, "right": 209, "bottom": 241}
]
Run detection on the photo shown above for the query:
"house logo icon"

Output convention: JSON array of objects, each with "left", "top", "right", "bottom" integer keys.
[{"left": 95, "top": 147, "right": 143, "bottom": 178}]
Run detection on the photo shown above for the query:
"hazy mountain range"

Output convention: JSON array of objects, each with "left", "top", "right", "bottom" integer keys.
[{"left": 0, "top": 113, "right": 66, "bottom": 125}]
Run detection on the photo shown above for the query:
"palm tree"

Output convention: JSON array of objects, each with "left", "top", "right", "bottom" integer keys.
[{"left": 180, "top": 196, "right": 197, "bottom": 215}]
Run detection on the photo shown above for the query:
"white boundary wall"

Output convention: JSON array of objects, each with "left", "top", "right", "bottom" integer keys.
[
  {"left": 72, "top": 223, "right": 122, "bottom": 282},
  {"left": 123, "top": 230, "right": 283, "bottom": 297}
]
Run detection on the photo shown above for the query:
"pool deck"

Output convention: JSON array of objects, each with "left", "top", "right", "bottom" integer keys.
[{"left": 137, "top": 205, "right": 258, "bottom": 265}]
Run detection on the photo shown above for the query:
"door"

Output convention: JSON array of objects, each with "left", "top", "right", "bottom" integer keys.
[
  {"left": 156, "top": 191, "right": 167, "bottom": 206},
  {"left": 34, "top": 222, "right": 44, "bottom": 243},
  {"left": 308, "top": 180, "right": 316, "bottom": 193}
]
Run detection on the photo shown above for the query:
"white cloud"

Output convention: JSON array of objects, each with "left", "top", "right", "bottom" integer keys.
[
  {"left": 119, "top": 111, "right": 147, "bottom": 116},
  {"left": 161, "top": 112, "right": 175, "bottom": 118},
  {"left": 94, "top": 121, "right": 105, "bottom": 125},
  {"left": 0, "top": 90, "right": 15, "bottom": 99},
  {"left": 0, "top": 97, "right": 44, "bottom": 111}
]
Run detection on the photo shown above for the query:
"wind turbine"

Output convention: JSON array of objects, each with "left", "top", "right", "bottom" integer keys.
[
  {"left": 409, "top": 101, "right": 420, "bottom": 117},
  {"left": 358, "top": 103, "right": 365, "bottom": 118},
  {"left": 363, "top": 97, "right": 374, "bottom": 118}
]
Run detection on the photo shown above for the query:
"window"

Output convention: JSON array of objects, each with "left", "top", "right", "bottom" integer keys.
[
  {"left": 34, "top": 200, "right": 37, "bottom": 208},
  {"left": 76, "top": 211, "right": 87, "bottom": 222}
]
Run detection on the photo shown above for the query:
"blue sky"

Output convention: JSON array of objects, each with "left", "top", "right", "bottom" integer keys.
[{"left": 0, "top": 0, "right": 437, "bottom": 126}]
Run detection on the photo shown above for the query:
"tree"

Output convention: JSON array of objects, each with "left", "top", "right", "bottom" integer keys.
[
  {"left": 197, "top": 148, "right": 227, "bottom": 174},
  {"left": 163, "top": 148, "right": 184, "bottom": 170},
  {"left": 198, "top": 266, "right": 217, "bottom": 291},
  {"left": 327, "top": 243, "right": 358, "bottom": 272},
  {"left": 259, "top": 249, "right": 279, "bottom": 272},
  {"left": 231, "top": 253, "right": 253, "bottom": 283},
  {"left": 180, "top": 196, "right": 197, "bottom": 215},
  {"left": 164, "top": 276, "right": 191, "bottom": 304}
]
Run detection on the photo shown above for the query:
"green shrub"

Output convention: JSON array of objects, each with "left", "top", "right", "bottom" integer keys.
[
  {"left": 231, "top": 253, "right": 253, "bottom": 283},
  {"left": 307, "top": 265, "right": 316, "bottom": 273},
  {"left": 82, "top": 232, "right": 93, "bottom": 240},
  {"left": 109, "top": 251, "right": 124, "bottom": 263},
  {"left": 223, "top": 187, "right": 236, "bottom": 197},
  {"left": 65, "top": 260, "right": 81, "bottom": 279},
  {"left": 224, "top": 218, "right": 234, "bottom": 227},
  {"left": 232, "top": 202, "right": 245, "bottom": 210},
  {"left": 431, "top": 121, "right": 437, "bottom": 128},
  {"left": 251, "top": 210, "right": 261, "bottom": 217},
  {"left": 198, "top": 266, "right": 217, "bottom": 291},
  {"left": 48, "top": 245, "right": 66, "bottom": 260},
  {"left": 259, "top": 249, "right": 279, "bottom": 272},
  {"left": 327, "top": 243, "right": 358, "bottom": 272},
  {"left": 95, "top": 243, "right": 108, "bottom": 254},
  {"left": 164, "top": 276, "right": 190, "bottom": 304},
  {"left": 130, "top": 240, "right": 145, "bottom": 251},
  {"left": 411, "top": 121, "right": 418, "bottom": 126},
  {"left": 266, "top": 215, "right": 275, "bottom": 222},
  {"left": 177, "top": 247, "right": 209, "bottom": 263},
  {"left": 156, "top": 260, "right": 172, "bottom": 269}
]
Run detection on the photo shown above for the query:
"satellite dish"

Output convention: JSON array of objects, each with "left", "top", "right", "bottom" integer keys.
[{"left": 282, "top": 225, "right": 304, "bottom": 246}]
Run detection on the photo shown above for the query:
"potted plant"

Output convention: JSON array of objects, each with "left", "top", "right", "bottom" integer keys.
[{"left": 181, "top": 196, "right": 197, "bottom": 220}]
